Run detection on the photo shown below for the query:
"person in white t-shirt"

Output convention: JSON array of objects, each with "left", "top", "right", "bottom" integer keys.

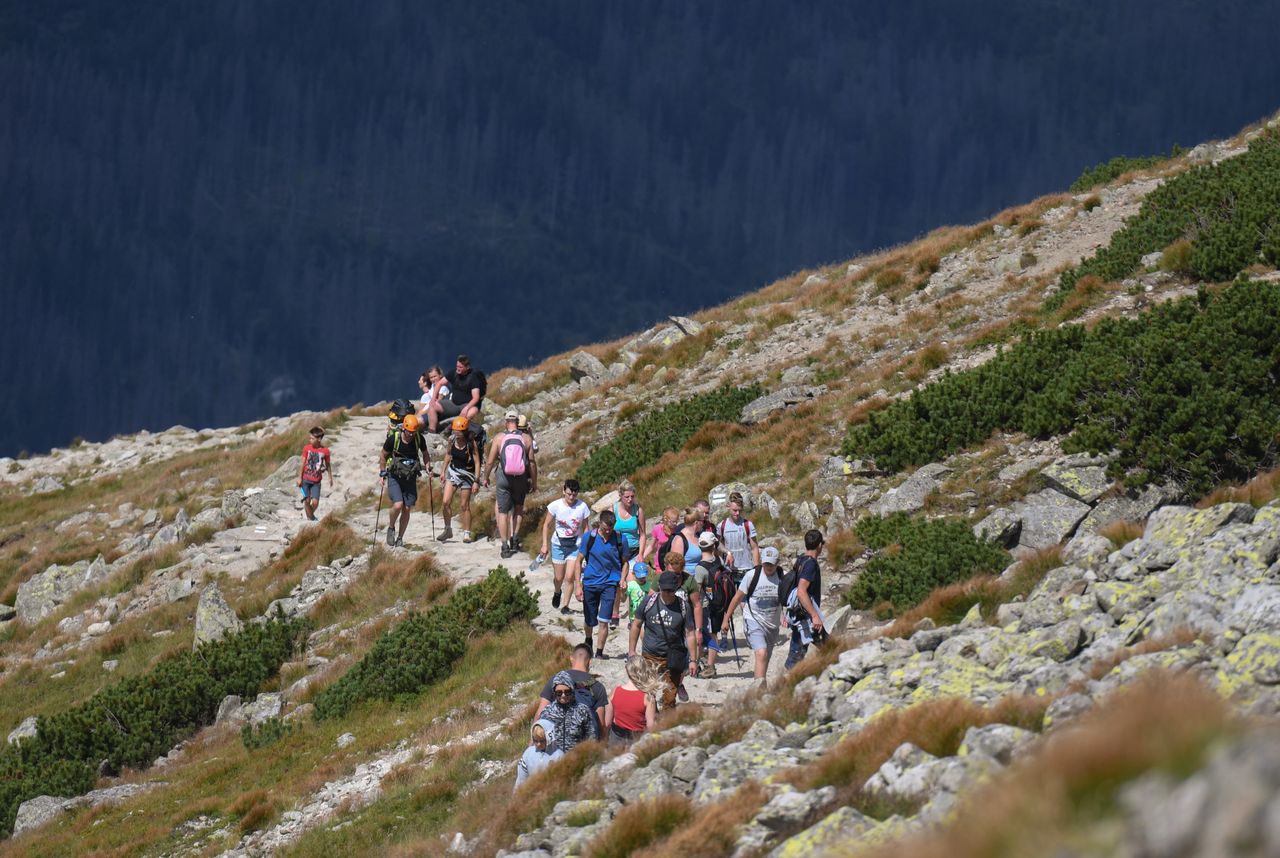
[
  {"left": 540, "top": 479, "right": 591, "bottom": 615},
  {"left": 720, "top": 545, "right": 782, "bottom": 688},
  {"left": 416, "top": 366, "right": 450, "bottom": 419}
]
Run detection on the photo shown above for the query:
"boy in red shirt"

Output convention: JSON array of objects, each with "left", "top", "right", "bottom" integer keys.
[{"left": 297, "top": 426, "right": 333, "bottom": 521}]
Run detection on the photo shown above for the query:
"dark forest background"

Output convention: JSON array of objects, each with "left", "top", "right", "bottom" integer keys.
[{"left": 3, "top": 1, "right": 1280, "bottom": 456}]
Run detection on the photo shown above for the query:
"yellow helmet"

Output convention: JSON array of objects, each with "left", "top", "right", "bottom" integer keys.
[{"left": 402, "top": 414, "right": 422, "bottom": 432}]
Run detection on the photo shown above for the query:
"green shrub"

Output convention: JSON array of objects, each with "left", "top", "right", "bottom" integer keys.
[
  {"left": 1069, "top": 149, "right": 1181, "bottom": 192},
  {"left": 573, "top": 385, "right": 762, "bottom": 490},
  {"left": 0, "top": 614, "right": 308, "bottom": 837},
  {"left": 847, "top": 514, "right": 1009, "bottom": 616},
  {"left": 1057, "top": 130, "right": 1280, "bottom": 297},
  {"left": 313, "top": 568, "right": 537, "bottom": 721},
  {"left": 242, "top": 716, "right": 296, "bottom": 751},
  {"left": 842, "top": 280, "right": 1280, "bottom": 498}
]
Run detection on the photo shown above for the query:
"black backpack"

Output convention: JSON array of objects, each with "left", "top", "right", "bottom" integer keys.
[
  {"left": 777, "top": 555, "right": 811, "bottom": 616},
  {"left": 705, "top": 561, "right": 735, "bottom": 615},
  {"left": 573, "top": 680, "right": 601, "bottom": 739},
  {"left": 658, "top": 532, "right": 689, "bottom": 572}
]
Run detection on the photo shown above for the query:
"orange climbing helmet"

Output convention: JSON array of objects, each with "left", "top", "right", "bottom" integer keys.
[
  {"left": 402, "top": 414, "right": 422, "bottom": 432},
  {"left": 451, "top": 416, "right": 469, "bottom": 432}
]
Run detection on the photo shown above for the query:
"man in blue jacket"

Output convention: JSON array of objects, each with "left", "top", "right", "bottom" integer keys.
[{"left": 574, "top": 510, "right": 629, "bottom": 659}]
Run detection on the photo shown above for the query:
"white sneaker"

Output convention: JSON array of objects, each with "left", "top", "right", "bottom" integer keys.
[{"left": 461, "top": 530, "right": 473, "bottom": 543}]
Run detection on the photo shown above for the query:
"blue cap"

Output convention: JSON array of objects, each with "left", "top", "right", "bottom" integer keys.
[{"left": 632, "top": 561, "right": 649, "bottom": 579}]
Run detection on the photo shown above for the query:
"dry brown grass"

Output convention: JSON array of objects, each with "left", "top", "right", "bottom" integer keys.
[
  {"left": 1084, "top": 627, "right": 1202, "bottom": 681},
  {"left": 473, "top": 741, "right": 611, "bottom": 855},
  {"left": 636, "top": 781, "right": 767, "bottom": 858},
  {"left": 861, "top": 673, "right": 1231, "bottom": 858},
  {"left": 588, "top": 794, "right": 693, "bottom": 858},
  {"left": 1047, "top": 274, "right": 1120, "bottom": 322},
  {"left": 1097, "top": 519, "right": 1144, "bottom": 548},
  {"left": 880, "top": 575, "right": 1007, "bottom": 638},
  {"left": 1196, "top": 466, "right": 1280, "bottom": 508},
  {"left": 826, "top": 528, "right": 865, "bottom": 569},
  {"left": 787, "top": 695, "right": 1050, "bottom": 797}
]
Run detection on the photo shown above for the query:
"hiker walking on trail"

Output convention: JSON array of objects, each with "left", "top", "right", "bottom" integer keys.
[
  {"left": 575, "top": 510, "right": 629, "bottom": 658},
  {"left": 694, "top": 531, "right": 734, "bottom": 679},
  {"left": 784, "top": 529, "right": 828, "bottom": 669},
  {"left": 484, "top": 411, "right": 535, "bottom": 558},
  {"left": 694, "top": 498, "right": 717, "bottom": 537},
  {"left": 426, "top": 354, "right": 486, "bottom": 433},
  {"left": 718, "top": 492, "right": 761, "bottom": 586},
  {"left": 540, "top": 479, "right": 590, "bottom": 613},
  {"left": 514, "top": 719, "right": 564, "bottom": 790},
  {"left": 514, "top": 414, "right": 538, "bottom": 537},
  {"left": 416, "top": 366, "right": 449, "bottom": 420},
  {"left": 378, "top": 413, "right": 432, "bottom": 547},
  {"left": 608, "top": 480, "right": 646, "bottom": 629},
  {"left": 645, "top": 507, "right": 679, "bottom": 572},
  {"left": 721, "top": 545, "right": 783, "bottom": 687},
  {"left": 439, "top": 416, "right": 480, "bottom": 543},
  {"left": 535, "top": 643, "right": 607, "bottom": 733},
  {"left": 659, "top": 507, "right": 704, "bottom": 574},
  {"left": 603, "top": 656, "right": 662, "bottom": 746},
  {"left": 624, "top": 561, "right": 653, "bottom": 624},
  {"left": 297, "top": 426, "right": 333, "bottom": 521},
  {"left": 542, "top": 670, "right": 598, "bottom": 753},
  {"left": 629, "top": 570, "right": 698, "bottom": 708}
]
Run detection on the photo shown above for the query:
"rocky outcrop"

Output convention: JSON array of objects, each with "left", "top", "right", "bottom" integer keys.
[
  {"left": 741, "top": 387, "right": 825, "bottom": 425},
  {"left": 15, "top": 555, "right": 110, "bottom": 623},
  {"left": 193, "top": 584, "right": 242, "bottom": 648},
  {"left": 514, "top": 496, "right": 1280, "bottom": 856},
  {"left": 869, "top": 463, "right": 951, "bottom": 516},
  {"left": 13, "top": 783, "right": 158, "bottom": 837}
]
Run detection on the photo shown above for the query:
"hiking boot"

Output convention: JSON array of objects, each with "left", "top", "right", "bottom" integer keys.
[
  {"left": 676, "top": 683, "right": 689, "bottom": 703},
  {"left": 560, "top": 605, "right": 571, "bottom": 616},
  {"left": 500, "top": 544, "right": 513, "bottom": 559},
  {"left": 551, "top": 590, "right": 562, "bottom": 609},
  {"left": 701, "top": 665, "right": 718, "bottom": 679},
  {"left": 610, "top": 613, "right": 620, "bottom": 630},
  {"left": 461, "top": 530, "right": 473, "bottom": 543},
  {"left": 393, "top": 537, "right": 405, "bottom": 548},
  {"left": 437, "top": 526, "right": 452, "bottom": 542},
  {"left": 385, "top": 525, "right": 395, "bottom": 547},
  {"left": 594, "top": 648, "right": 608, "bottom": 660}
]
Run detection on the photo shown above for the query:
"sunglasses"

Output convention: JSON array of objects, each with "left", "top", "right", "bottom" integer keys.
[{"left": 554, "top": 688, "right": 573, "bottom": 697}]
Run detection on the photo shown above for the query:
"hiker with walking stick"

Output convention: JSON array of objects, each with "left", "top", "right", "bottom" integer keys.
[
  {"left": 378, "top": 413, "right": 432, "bottom": 548},
  {"left": 720, "top": 546, "right": 784, "bottom": 690}
]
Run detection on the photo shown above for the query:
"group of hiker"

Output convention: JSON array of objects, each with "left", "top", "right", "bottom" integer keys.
[
  {"left": 291, "top": 353, "right": 834, "bottom": 794},
  {"left": 536, "top": 479, "right": 828, "bottom": 705},
  {"left": 514, "top": 510, "right": 826, "bottom": 785}
]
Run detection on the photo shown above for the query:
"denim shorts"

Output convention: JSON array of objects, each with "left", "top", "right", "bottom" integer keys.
[
  {"left": 582, "top": 584, "right": 618, "bottom": 627},
  {"left": 300, "top": 480, "right": 322, "bottom": 500},
  {"left": 551, "top": 536, "right": 580, "bottom": 564}
]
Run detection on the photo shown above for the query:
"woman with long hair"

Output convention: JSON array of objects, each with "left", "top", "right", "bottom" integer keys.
[{"left": 603, "top": 656, "right": 664, "bottom": 744}]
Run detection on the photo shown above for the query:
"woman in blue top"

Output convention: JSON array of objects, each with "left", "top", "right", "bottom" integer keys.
[{"left": 610, "top": 479, "right": 647, "bottom": 629}]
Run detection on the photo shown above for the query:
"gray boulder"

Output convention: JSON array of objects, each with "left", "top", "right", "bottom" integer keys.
[
  {"left": 13, "top": 783, "right": 156, "bottom": 837},
  {"left": 1062, "top": 531, "right": 1114, "bottom": 569},
  {"left": 16, "top": 555, "right": 110, "bottom": 623},
  {"left": 974, "top": 508, "right": 1022, "bottom": 548},
  {"left": 31, "top": 476, "right": 65, "bottom": 495},
  {"left": 1078, "top": 482, "right": 1181, "bottom": 534},
  {"left": 958, "top": 724, "right": 1037, "bottom": 764},
  {"left": 792, "top": 501, "right": 820, "bottom": 532},
  {"left": 741, "top": 386, "right": 825, "bottom": 424},
  {"left": 7, "top": 716, "right": 38, "bottom": 746},
  {"left": 1011, "top": 489, "right": 1091, "bottom": 550},
  {"left": 753, "top": 786, "right": 836, "bottom": 832},
  {"left": 1040, "top": 460, "right": 1112, "bottom": 504},
  {"left": 568, "top": 351, "right": 606, "bottom": 382},
  {"left": 193, "top": 584, "right": 242, "bottom": 648},
  {"left": 814, "top": 457, "right": 852, "bottom": 500},
  {"left": 767, "top": 806, "right": 876, "bottom": 858},
  {"left": 870, "top": 463, "right": 951, "bottom": 516}
]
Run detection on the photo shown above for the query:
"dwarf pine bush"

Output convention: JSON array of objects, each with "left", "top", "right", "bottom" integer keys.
[
  {"left": 847, "top": 513, "right": 1009, "bottom": 616},
  {"left": 574, "top": 384, "right": 762, "bottom": 489},
  {"left": 1057, "top": 129, "right": 1280, "bottom": 295},
  {"left": 313, "top": 568, "right": 538, "bottom": 721},
  {"left": 1068, "top": 148, "right": 1182, "bottom": 192},
  {"left": 0, "top": 613, "right": 308, "bottom": 837},
  {"left": 843, "top": 280, "right": 1280, "bottom": 497}
]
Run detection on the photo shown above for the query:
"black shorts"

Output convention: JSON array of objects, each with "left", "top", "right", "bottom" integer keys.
[{"left": 495, "top": 472, "right": 529, "bottom": 513}]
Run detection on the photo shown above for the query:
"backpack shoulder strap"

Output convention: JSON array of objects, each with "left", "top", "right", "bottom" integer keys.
[
  {"left": 584, "top": 532, "right": 597, "bottom": 560},
  {"left": 746, "top": 566, "right": 762, "bottom": 599}
]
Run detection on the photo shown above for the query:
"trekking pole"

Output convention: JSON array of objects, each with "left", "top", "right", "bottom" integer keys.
[
  {"left": 729, "top": 616, "right": 743, "bottom": 668},
  {"left": 427, "top": 470, "right": 436, "bottom": 541},
  {"left": 373, "top": 479, "right": 386, "bottom": 545}
]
